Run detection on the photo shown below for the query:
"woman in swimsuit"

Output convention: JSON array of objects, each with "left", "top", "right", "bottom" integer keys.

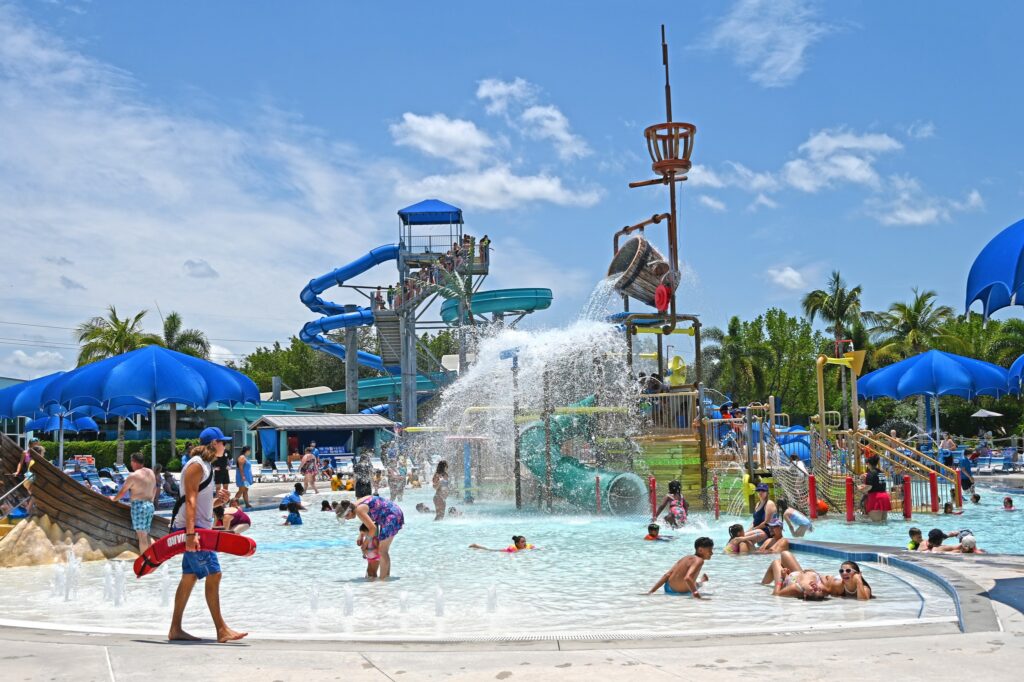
[
  {"left": 432, "top": 460, "right": 450, "bottom": 522},
  {"left": 652, "top": 480, "right": 689, "bottom": 528},
  {"left": 337, "top": 495, "right": 405, "bottom": 579},
  {"left": 761, "top": 551, "right": 830, "bottom": 600},
  {"left": 827, "top": 560, "right": 872, "bottom": 599},
  {"left": 232, "top": 446, "right": 254, "bottom": 509},
  {"left": 745, "top": 484, "right": 775, "bottom": 544}
]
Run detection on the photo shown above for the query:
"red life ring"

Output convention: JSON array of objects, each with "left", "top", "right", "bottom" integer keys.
[{"left": 655, "top": 284, "right": 671, "bottom": 312}]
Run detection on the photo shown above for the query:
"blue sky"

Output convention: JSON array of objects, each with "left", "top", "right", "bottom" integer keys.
[{"left": 1, "top": 1, "right": 1023, "bottom": 379}]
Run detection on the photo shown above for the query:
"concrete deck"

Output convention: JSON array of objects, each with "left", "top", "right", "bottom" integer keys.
[{"left": 1, "top": 549, "right": 1022, "bottom": 681}]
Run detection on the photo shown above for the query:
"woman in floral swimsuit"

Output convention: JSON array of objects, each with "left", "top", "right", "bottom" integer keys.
[{"left": 337, "top": 495, "right": 405, "bottom": 579}]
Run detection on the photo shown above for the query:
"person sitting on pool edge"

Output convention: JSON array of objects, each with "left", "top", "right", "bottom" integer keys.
[
  {"left": 647, "top": 537, "right": 713, "bottom": 598},
  {"left": 469, "top": 535, "right": 537, "bottom": 553},
  {"left": 724, "top": 524, "right": 753, "bottom": 554},
  {"left": 644, "top": 523, "right": 673, "bottom": 541}
]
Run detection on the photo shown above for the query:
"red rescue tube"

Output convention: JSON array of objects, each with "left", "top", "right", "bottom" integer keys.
[{"left": 134, "top": 529, "right": 256, "bottom": 578}]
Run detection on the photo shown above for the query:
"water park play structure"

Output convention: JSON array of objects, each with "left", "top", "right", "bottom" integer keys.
[{"left": 299, "top": 200, "right": 551, "bottom": 426}]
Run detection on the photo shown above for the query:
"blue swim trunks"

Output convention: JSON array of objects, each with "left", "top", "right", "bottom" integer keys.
[
  {"left": 182, "top": 550, "right": 221, "bottom": 579},
  {"left": 664, "top": 582, "right": 691, "bottom": 596},
  {"left": 130, "top": 500, "right": 154, "bottom": 532}
]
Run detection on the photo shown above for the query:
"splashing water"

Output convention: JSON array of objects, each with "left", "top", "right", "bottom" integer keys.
[
  {"left": 102, "top": 562, "right": 114, "bottom": 602},
  {"left": 310, "top": 585, "right": 320, "bottom": 614},
  {"left": 578, "top": 276, "right": 619, "bottom": 322},
  {"left": 398, "top": 591, "right": 410, "bottom": 614},
  {"left": 486, "top": 585, "right": 497, "bottom": 614},
  {"left": 159, "top": 563, "right": 172, "bottom": 607},
  {"left": 112, "top": 561, "right": 127, "bottom": 606},
  {"left": 434, "top": 586, "right": 445, "bottom": 617},
  {"left": 342, "top": 585, "right": 354, "bottom": 616}
]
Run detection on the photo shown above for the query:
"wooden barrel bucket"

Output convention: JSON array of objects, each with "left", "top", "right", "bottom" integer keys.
[{"left": 607, "top": 237, "right": 670, "bottom": 306}]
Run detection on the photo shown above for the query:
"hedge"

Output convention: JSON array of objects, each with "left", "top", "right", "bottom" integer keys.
[{"left": 38, "top": 440, "right": 191, "bottom": 471}]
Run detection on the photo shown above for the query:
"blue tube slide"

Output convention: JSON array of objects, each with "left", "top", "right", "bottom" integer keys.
[{"left": 299, "top": 245, "right": 399, "bottom": 373}]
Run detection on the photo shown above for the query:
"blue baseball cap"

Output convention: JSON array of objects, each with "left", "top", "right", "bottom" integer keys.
[{"left": 199, "top": 427, "right": 232, "bottom": 445}]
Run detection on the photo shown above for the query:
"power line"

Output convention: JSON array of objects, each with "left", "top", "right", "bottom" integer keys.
[{"left": 0, "top": 320, "right": 278, "bottom": 345}]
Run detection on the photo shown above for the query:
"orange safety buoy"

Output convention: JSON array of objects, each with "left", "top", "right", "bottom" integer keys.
[{"left": 654, "top": 283, "right": 671, "bottom": 312}]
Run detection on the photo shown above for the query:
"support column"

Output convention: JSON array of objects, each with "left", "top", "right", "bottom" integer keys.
[
  {"left": 344, "top": 305, "right": 359, "bottom": 415},
  {"left": 400, "top": 308, "right": 418, "bottom": 427}
]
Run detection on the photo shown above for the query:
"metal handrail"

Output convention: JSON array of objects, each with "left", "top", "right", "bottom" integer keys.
[
  {"left": 860, "top": 431, "right": 958, "bottom": 483},
  {"left": 0, "top": 477, "right": 27, "bottom": 506}
]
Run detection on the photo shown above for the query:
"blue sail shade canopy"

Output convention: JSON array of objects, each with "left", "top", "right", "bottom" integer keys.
[
  {"left": 40, "top": 346, "right": 260, "bottom": 467},
  {"left": 966, "top": 218, "right": 1024, "bottom": 320},
  {"left": 25, "top": 415, "right": 99, "bottom": 433},
  {"left": 858, "top": 350, "right": 1009, "bottom": 401}
]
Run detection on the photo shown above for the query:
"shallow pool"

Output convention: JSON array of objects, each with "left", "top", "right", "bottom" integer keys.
[
  {"left": 0, "top": 487, "right": 958, "bottom": 639},
  {"left": 793, "top": 483, "right": 1024, "bottom": 554}
]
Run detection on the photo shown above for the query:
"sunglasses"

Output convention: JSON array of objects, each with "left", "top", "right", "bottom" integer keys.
[{"left": 839, "top": 568, "right": 856, "bottom": 575}]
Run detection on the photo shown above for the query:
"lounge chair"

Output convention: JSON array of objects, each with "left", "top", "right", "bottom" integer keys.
[{"left": 255, "top": 461, "right": 276, "bottom": 483}]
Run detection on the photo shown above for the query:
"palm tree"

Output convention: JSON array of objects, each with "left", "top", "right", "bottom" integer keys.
[
  {"left": 430, "top": 266, "right": 475, "bottom": 372},
  {"left": 160, "top": 312, "right": 210, "bottom": 461},
  {"left": 802, "top": 271, "right": 863, "bottom": 429},
  {"left": 76, "top": 306, "right": 163, "bottom": 464},
  {"left": 990, "top": 318, "right": 1024, "bottom": 367},
  {"left": 864, "top": 288, "right": 957, "bottom": 431},
  {"left": 701, "top": 317, "right": 767, "bottom": 402},
  {"left": 864, "top": 288, "right": 957, "bottom": 362}
]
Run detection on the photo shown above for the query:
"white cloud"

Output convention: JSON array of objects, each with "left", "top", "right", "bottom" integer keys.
[
  {"left": 396, "top": 164, "right": 601, "bottom": 211},
  {"left": 767, "top": 266, "right": 807, "bottom": 290},
  {"left": 748, "top": 193, "right": 779, "bottom": 211},
  {"left": 687, "top": 164, "right": 726, "bottom": 189},
  {"left": 59, "top": 275, "right": 85, "bottom": 290},
  {"left": 182, "top": 259, "right": 219, "bottom": 279},
  {"left": 906, "top": 121, "right": 936, "bottom": 139},
  {"left": 476, "top": 77, "right": 537, "bottom": 115},
  {"left": 697, "top": 195, "right": 727, "bottom": 212},
  {"left": 4, "top": 349, "right": 67, "bottom": 377},
  {"left": 706, "top": 0, "right": 831, "bottom": 88},
  {"left": 520, "top": 105, "right": 590, "bottom": 161},
  {"left": 389, "top": 112, "right": 493, "bottom": 169},
  {"left": 726, "top": 162, "right": 778, "bottom": 192},
  {"left": 782, "top": 128, "right": 902, "bottom": 192},
  {"left": 207, "top": 343, "right": 237, "bottom": 366},
  {"left": 867, "top": 176, "right": 984, "bottom": 226}
]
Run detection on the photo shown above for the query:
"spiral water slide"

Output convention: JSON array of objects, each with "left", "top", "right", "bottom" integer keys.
[
  {"left": 518, "top": 396, "right": 647, "bottom": 515},
  {"left": 299, "top": 244, "right": 400, "bottom": 373}
]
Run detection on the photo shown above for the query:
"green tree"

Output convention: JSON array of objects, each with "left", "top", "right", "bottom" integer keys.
[
  {"left": 702, "top": 316, "right": 768, "bottom": 403},
  {"left": 159, "top": 311, "right": 210, "bottom": 460},
  {"left": 802, "top": 271, "right": 863, "bottom": 429},
  {"left": 75, "top": 306, "right": 163, "bottom": 464}
]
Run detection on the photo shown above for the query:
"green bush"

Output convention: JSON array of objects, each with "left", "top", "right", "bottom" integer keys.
[
  {"left": 38, "top": 439, "right": 191, "bottom": 469},
  {"left": 166, "top": 457, "right": 182, "bottom": 472}
]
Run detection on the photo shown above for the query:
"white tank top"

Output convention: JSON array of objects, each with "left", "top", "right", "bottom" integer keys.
[{"left": 171, "top": 457, "right": 214, "bottom": 530}]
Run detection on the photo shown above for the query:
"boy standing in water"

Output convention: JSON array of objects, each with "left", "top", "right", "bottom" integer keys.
[{"left": 648, "top": 537, "right": 713, "bottom": 597}]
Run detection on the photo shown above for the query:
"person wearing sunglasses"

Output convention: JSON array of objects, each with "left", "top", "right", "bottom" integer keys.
[
  {"left": 830, "top": 561, "right": 872, "bottom": 600},
  {"left": 761, "top": 551, "right": 831, "bottom": 601}
]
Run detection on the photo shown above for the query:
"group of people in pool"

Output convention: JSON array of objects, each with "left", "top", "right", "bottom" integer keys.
[{"left": 647, "top": 536, "right": 872, "bottom": 601}]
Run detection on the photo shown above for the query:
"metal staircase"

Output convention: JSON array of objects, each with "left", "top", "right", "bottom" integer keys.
[{"left": 374, "top": 311, "right": 403, "bottom": 366}]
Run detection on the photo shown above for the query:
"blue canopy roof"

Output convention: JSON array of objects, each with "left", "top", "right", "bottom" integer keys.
[
  {"left": 966, "top": 218, "right": 1024, "bottom": 319},
  {"left": 398, "top": 199, "right": 463, "bottom": 226},
  {"left": 858, "top": 349, "right": 1009, "bottom": 400}
]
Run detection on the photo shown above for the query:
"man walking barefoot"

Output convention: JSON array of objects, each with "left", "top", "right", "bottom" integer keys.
[
  {"left": 168, "top": 427, "right": 247, "bottom": 643},
  {"left": 112, "top": 452, "right": 157, "bottom": 552}
]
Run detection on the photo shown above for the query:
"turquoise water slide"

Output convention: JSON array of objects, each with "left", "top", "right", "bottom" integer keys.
[
  {"left": 440, "top": 288, "right": 552, "bottom": 325},
  {"left": 518, "top": 396, "right": 646, "bottom": 515}
]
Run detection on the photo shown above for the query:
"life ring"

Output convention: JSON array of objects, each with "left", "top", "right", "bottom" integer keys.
[{"left": 654, "top": 283, "right": 671, "bottom": 313}]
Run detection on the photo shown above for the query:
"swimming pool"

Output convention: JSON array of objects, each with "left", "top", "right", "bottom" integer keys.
[
  {"left": 788, "top": 484, "right": 1024, "bottom": 554},
  {"left": 0, "top": 488, "right": 958, "bottom": 640}
]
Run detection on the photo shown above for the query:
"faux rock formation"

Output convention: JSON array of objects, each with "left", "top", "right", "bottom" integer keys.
[{"left": 0, "top": 515, "right": 136, "bottom": 568}]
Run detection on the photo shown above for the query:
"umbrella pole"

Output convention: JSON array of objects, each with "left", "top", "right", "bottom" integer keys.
[
  {"left": 150, "top": 404, "right": 157, "bottom": 469},
  {"left": 934, "top": 398, "right": 941, "bottom": 445},
  {"left": 58, "top": 423, "right": 64, "bottom": 469}
]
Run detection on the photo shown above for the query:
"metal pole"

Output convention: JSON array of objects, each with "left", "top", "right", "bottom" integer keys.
[
  {"left": 463, "top": 440, "right": 472, "bottom": 503},
  {"left": 344, "top": 306, "right": 359, "bottom": 415},
  {"left": 512, "top": 357, "right": 522, "bottom": 509},
  {"left": 58, "top": 423, "right": 65, "bottom": 469},
  {"left": 934, "top": 397, "right": 941, "bottom": 446},
  {"left": 744, "top": 408, "right": 756, "bottom": 513},
  {"left": 150, "top": 404, "right": 157, "bottom": 468},
  {"left": 543, "top": 368, "right": 553, "bottom": 512}
]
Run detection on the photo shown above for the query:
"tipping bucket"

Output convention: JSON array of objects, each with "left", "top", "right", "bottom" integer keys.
[{"left": 607, "top": 236, "right": 672, "bottom": 306}]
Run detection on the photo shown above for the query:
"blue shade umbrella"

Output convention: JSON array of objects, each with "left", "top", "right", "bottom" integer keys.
[
  {"left": 858, "top": 349, "right": 1009, "bottom": 441},
  {"left": 41, "top": 346, "right": 260, "bottom": 466},
  {"left": 1008, "top": 354, "right": 1024, "bottom": 392},
  {"left": 25, "top": 415, "right": 99, "bottom": 433},
  {"left": 966, "top": 218, "right": 1024, "bottom": 320}
]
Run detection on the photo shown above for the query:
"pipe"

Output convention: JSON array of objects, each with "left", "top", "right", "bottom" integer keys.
[
  {"left": 612, "top": 214, "right": 668, "bottom": 254},
  {"left": 955, "top": 467, "right": 963, "bottom": 508},
  {"left": 929, "top": 471, "right": 939, "bottom": 512},
  {"left": 150, "top": 404, "right": 157, "bottom": 468},
  {"left": 903, "top": 475, "right": 912, "bottom": 519},
  {"left": 845, "top": 476, "right": 854, "bottom": 522},
  {"left": 815, "top": 355, "right": 828, "bottom": 445},
  {"left": 808, "top": 474, "right": 818, "bottom": 519},
  {"left": 713, "top": 473, "right": 719, "bottom": 520},
  {"left": 511, "top": 357, "right": 522, "bottom": 509},
  {"left": 595, "top": 475, "right": 602, "bottom": 515},
  {"left": 649, "top": 475, "right": 657, "bottom": 519}
]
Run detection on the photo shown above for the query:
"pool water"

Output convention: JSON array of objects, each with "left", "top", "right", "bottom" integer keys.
[
  {"left": 792, "top": 484, "right": 1024, "bottom": 554},
  {"left": 0, "top": 487, "right": 957, "bottom": 639}
]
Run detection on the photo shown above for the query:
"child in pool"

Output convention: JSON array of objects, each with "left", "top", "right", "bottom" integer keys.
[
  {"left": 282, "top": 502, "right": 303, "bottom": 525},
  {"left": 469, "top": 535, "right": 537, "bottom": 553},
  {"left": 647, "top": 537, "right": 713, "bottom": 598},
  {"left": 724, "top": 524, "right": 753, "bottom": 554},
  {"left": 644, "top": 523, "right": 673, "bottom": 541},
  {"left": 357, "top": 523, "right": 381, "bottom": 578},
  {"left": 1003, "top": 496, "right": 1016, "bottom": 511},
  {"left": 943, "top": 502, "right": 963, "bottom": 515}
]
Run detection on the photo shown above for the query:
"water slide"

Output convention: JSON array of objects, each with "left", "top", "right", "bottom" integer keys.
[
  {"left": 518, "top": 396, "right": 647, "bottom": 515},
  {"left": 440, "top": 288, "right": 553, "bottom": 325},
  {"left": 299, "top": 244, "right": 399, "bottom": 373}
]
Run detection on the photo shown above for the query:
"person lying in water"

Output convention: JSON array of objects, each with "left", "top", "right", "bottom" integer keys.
[
  {"left": 826, "top": 560, "right": 872, "bottom": 599},
  {"left": 756, "top": 518, "right": 790, "bottom": 554},
  {"left": 644, "top": 523, "right": 673, "bottom": 541},
  {"left": 415, "top": 503, "right": 434, "bottom": 514},
  {"left": 724, "top": 524, "right": 754, "bottom": 554},
  {"left": 761, "top": 550, "right": 830, "bottom": 600},
  {"left": 469, "top": 535, "right": 537, "bottom": 553},
  {"left": 647, "top": 537, "right": 713, "bottom": 598}
]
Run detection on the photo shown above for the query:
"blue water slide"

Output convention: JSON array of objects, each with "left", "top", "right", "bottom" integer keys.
[{"left": 299, "top": 245, "right": 399, "bottom": 372}]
